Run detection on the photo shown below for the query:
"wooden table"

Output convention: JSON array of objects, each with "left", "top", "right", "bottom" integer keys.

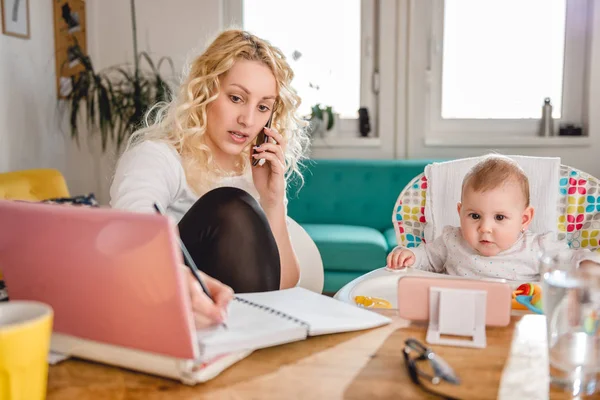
[{"left": 47, "top": 313, "right": 575, "bottom": 399}]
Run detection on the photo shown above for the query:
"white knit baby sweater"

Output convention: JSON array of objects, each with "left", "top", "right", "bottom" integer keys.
[{"left": 407, "top": 226, "right": 595, "bottom": 281}]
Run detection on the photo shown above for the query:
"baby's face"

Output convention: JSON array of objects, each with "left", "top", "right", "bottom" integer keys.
[{"left": 458, "top": 182, "right": 531, "bottom": 256}]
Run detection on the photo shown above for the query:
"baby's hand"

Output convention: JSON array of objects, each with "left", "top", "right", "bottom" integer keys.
[{"left": 386, "top": 247, "right": 416, "bottom": 270}]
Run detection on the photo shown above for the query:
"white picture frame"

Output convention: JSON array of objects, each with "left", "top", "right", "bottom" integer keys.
[{"left": 1, "top": 0, "right": 30, "bottom": 39}]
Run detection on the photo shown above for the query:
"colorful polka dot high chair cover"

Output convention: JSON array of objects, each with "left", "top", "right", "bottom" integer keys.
[{"left": 393, "top": 165, "right": 600, "bottom": 251}]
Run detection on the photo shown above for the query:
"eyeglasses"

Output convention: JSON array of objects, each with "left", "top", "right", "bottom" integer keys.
[{"left": 403, "top": 338, "right": 461, "bottom": 400}]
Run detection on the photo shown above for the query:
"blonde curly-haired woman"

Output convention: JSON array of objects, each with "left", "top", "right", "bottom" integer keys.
[{"left": 110, "top": 30, "right": 310, "bottom": 328}]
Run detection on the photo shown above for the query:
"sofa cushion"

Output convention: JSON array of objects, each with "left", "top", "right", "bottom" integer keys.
[
  {"left": 383, "top": 227, "right": 398, "bottom": 249},
  {"left": 302, "top": 224, "right": 388, "bottom": 273},
  {"left": 288, "top": 159, "right": 434, "bottom": 231},
  {"left": 322, "top": 271, "right": 366, "bottom": 293}
]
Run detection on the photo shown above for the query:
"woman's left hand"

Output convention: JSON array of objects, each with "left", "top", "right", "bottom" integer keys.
[{"left": 251, "top": 126, "right": 287, "bottom": 210}]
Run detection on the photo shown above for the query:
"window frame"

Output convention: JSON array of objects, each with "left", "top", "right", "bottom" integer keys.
[
  {"left": 419, "top": 0, "right": 592, "bottom": 142},
  {"left": 221, "top": 0, "right": 379, "bottom": 139}
]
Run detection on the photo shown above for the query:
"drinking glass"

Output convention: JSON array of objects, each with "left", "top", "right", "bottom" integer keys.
[{"left": 540, "top": 250, "right": 600, "bottom": 397}]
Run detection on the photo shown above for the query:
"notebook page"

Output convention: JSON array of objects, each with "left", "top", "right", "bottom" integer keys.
[
  {"left": 236, "top": 287, "right": 391, "bottom": 336},
  {"left": 196, "top": 297, "right": 307, "bottom": 360}
]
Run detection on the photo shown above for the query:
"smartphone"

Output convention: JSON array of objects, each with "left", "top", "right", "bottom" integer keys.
[
  {"left": 252, "top": 115, "right": 273, "bottom": 166},
  {"left": 397, "top": 275, "right": 512, "bottom": 327}
]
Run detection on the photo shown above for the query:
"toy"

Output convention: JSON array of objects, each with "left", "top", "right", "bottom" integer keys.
[
  {"left": 354, "top": 295, "right": 392, "bottom": 309},
  {"left": 511, "top": 283, "right": 543, "bottom": 314},
  {"left": 584, "top": 311, "right": 599, "bottom": 335}
]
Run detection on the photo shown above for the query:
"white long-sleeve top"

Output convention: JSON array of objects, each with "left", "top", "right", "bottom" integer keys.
[
  {"left": 110, "top": 140, "right": 261, "bottom": 223},
  {"left": 405, "top": 226, "right": 596, "bottom": 281}
]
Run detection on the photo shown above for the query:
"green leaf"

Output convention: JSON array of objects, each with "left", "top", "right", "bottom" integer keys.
[
  {"left": 58, "top": 38, "right": 174, "bottom": 151},
  {"left": 325, "top": 106, "right": 334, "bottom": 130},
  {"left": 138, "top": 51, "right": 158, "bottom": 74},
  {"left": 156, "top": 56, "right": 175, "bottom": 77},
  {"left": 69, "top": 91, "right": 81, "bottom": 146},
  {"left": 311, "top": 104, "right": 323, "bottom": 120}
]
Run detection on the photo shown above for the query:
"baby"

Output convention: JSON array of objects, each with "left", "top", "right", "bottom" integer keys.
[{"left": 387, "top": 155, "right": 594, "bottom": 281}]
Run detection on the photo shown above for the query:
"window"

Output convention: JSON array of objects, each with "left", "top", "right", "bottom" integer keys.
[
  {"left": 222, "top": 0, "right": 378, "bottom": 137},
  {"left": 412, "top": 0, "right": 591, "bottom": 141}
]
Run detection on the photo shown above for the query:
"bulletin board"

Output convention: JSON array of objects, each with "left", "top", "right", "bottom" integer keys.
[{"left": 53, "top": 0, "right": 86, "bottom": 99}]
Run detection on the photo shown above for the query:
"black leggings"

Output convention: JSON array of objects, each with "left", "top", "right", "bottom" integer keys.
[{"left": 178, "top": 187, "right": 281, "bottom": 293}]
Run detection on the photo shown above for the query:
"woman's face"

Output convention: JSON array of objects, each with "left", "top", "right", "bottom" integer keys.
[{"left": 205, "top": 59, "right": 277, "bottom": 169}]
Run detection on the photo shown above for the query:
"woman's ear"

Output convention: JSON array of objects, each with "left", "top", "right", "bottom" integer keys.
[{"left": 522, "top": 206, "right": 535, "bottom": 230}]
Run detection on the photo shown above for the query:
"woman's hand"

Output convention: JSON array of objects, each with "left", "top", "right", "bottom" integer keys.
[
  {"left": 183, "top": 267, "right": 234, "bottom": 329},
  {"left": 251, "top": 126, "right": 287, "bottom": 210},
  {"left": 249, "top": 126, "right": 300, "bottom": 288}
]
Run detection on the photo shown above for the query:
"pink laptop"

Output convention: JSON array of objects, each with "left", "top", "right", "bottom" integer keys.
[{"left": 0, "top": 200, "right": 251, "bottom": 383}]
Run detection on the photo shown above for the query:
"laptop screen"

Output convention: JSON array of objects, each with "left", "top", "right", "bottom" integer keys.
[{"left": 0, "top": 200, "right": 197, "bottom": 359}]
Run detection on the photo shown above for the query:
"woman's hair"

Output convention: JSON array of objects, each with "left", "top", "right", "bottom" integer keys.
[
  {"left": 461, "top": 154, "right": 530, "bottom": 207},
  {"left": 127, "top": 29, "right": 309, "bottom": 194}
]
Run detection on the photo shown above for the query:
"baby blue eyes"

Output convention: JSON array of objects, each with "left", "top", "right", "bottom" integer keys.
[{"left": 468, "top": 213, "right": 505, "bottom": 221}]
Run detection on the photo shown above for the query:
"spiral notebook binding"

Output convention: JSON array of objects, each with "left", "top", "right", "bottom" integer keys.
[{"left": 234, "top": 296, "right": 310, "bottom": 330}]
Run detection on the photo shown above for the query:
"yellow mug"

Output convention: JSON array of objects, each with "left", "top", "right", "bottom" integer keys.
[{"left": 0, "top": 301, "right": 53, "bottom": 400}]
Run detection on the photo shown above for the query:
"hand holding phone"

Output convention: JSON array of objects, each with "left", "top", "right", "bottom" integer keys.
[{"left": 252, "top": 115, "right": 272, "bottom": 167}]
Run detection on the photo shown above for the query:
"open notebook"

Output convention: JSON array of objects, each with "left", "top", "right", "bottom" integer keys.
[
  {"left": 196, "top": 287, "right": 392, "bottom": 360},
  {"left": 46, "top": 287, "right": 389, "bottom": 384}
]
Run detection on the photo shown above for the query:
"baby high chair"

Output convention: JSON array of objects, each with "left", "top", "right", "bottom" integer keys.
[
  {"left": 334, "top": 161, "right": 600, "bottom": 307},
  {"left": 394, "top": 164, "right": 600, "bottom": 251}
]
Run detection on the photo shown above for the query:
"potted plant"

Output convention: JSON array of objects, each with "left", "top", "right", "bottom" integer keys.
[
  {"left": 60, "top": 0, "right": 174, "bottom": 151},
  {"left": 309, "top": 104, "right": 336, "bottom": 138}
]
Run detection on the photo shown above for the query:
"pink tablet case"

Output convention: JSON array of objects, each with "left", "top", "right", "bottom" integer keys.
[{"left": 397, "top": 275, "right": 512, "bottom": 327}]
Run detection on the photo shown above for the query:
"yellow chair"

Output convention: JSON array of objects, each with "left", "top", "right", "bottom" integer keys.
[{"left": 0, "top": 169, "right": 69, "bottom": 201}]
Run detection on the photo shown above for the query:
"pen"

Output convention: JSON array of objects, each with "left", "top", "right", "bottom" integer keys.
[{"left": 153, "top": 203, "right": 228, "bottom": 330}]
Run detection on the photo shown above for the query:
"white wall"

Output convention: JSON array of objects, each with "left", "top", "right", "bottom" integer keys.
[
  {"left": 90, "top": 0, "right": 223, "bottom": 72},
  {"left": 90, "top": 0, "right": 223, "bottom": 203},
  {"left": 0, "top": 0, "right": 101, "bottom": 199}
]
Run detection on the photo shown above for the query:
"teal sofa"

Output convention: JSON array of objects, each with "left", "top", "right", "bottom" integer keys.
[{"left": 287, "top": 159, "right": 433, "bottom": 293}]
